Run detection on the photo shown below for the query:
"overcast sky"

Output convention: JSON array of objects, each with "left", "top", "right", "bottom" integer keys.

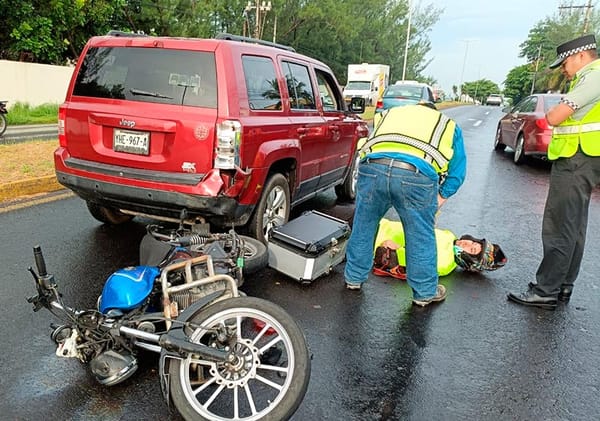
[{"left": 423, "top": 0, "right": 564, "bottom": 94}]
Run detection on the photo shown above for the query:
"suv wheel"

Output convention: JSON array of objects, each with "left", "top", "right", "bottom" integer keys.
[
  {"left": 335, "top": 152, "right": 360, "bottom": 201},
  {"left": 248, "top": 173, "right": 290, "bottom": 244},
  {"left": 86, "top": 201, "right": 133, "bottom": 225}
]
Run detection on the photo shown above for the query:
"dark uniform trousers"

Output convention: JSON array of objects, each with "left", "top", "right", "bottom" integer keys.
[{"left": 535, "top": 149, "right": 600, "bottom": 295}]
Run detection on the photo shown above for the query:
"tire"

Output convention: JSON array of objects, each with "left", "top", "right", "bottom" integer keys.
[
  {"left": 335, "top": 152, "right": 360, "bottom": 202},
  {"left": 247, "top": 173, "right": 290, "bottom": 244},
  {"left": 493, "top": 126, "right": 506, "bottom": 151},
  {"left": 239, "top": 235, "right": 268, "bottom": 276},
  {"left": 0, "top": 114, "right": 6, "bottom": 137},
  {"left": 513, "top": 134, "right": 527, "bottom": 165},
  {"left": 86, "top": 201, "right": 133, "bottom": 225},
  {"left": 168, "top": 297, "right": 311, "bottom": 421}
]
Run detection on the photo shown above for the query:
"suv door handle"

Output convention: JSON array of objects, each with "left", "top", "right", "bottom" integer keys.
[
  {"left": 328, "top": 125, "right": 340, "bottom": 132},
  {"left": 296, "top": 127, "right": 308, "bottom": 135}
]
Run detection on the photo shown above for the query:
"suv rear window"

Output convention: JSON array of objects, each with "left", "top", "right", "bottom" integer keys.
[
  {"left": 72, "top": 46, "right": 217, "bottom": 108},
  {"left": 282, "top": 61, "right": 316, "bottom": 110},
  {"left": 242, "top": 55, "right": 282, "bottom": 111}
]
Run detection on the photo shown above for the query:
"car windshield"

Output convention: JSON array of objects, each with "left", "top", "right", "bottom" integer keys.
[
  {"left": 543, "top": 97, "right": 561, "bottom": 112},
  {"left": 345, "top": 81, "right": 371, "bottom": 90},
  {"left": 384, "top": 85, "right": 423, "bottom": 98},
  {"left": 73, "top": 46, "right": 218, "bottom": 108}
]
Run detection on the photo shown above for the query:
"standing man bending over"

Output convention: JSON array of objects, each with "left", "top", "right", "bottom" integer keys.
[
  {"left": 508, "top": 34, "right": 600, "bottom": 310},
  {"left": 344, "top": 103, "right": 466, "bottom": 307}
]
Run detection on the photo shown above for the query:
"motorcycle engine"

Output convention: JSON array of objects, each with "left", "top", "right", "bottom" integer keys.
[
  {"left": 170, "top": 241, "right": 237, "bottom": 312},
  {"left": 90, "top": 349, "right": 138, "bottom": 386}
]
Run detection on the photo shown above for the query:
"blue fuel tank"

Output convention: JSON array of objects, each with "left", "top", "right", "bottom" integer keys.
[{"left": 99, "top": 266, "right": 160, "bottom": 314}]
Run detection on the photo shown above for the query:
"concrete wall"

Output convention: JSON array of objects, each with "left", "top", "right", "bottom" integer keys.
[{"left": 0, "top": 60, "right": 74, "bottom": 108}]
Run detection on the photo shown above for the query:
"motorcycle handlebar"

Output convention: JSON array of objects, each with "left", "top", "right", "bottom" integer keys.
[{"left": 33, "top": 245, "right": 48, "bottom": 277}]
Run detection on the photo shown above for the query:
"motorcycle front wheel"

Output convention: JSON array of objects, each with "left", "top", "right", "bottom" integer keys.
[
  {"left": 168, "top": 297, "right": 310, "bottom": 421},
  {"left": 0, "top": 114, "right": 6, "bottom": 137}
]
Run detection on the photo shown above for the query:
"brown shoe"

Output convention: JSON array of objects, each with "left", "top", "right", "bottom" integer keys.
[{"left": 412, "top": 285, "right": 447, "bottom": 307}]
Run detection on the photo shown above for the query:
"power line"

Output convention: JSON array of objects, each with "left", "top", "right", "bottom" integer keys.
[{"left": 558, "top": 0, "right": 594, "bottom": 33}]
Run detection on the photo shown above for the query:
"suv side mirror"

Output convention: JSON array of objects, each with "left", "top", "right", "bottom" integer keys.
[{"left": 349, "top": 97, "right": 365, "bottom": 114}]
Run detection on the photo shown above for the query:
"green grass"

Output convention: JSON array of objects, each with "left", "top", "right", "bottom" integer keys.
[
  {"left": 361, "top": 106, "right": 375, "bottom": 121},
  {"left": 6, "top": 102, "right": 59, "bottom": 125}
]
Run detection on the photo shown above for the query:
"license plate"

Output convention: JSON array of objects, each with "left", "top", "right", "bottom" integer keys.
[{"left": 113, "top": 129, "right": 150, "bottom": 155}]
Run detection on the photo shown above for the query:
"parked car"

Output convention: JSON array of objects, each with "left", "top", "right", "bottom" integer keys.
[
  {"left": 493, "top": 93, "right": 562, "bottom": 164},
  {"left": 375, "top": 81, "right": 436, "bottom": 113},
  {"left": 486, "top": 94, "right": 503, "bottom": 106},
  {"left": 55, "top": 31, "right": 368, "bottom": 243}
]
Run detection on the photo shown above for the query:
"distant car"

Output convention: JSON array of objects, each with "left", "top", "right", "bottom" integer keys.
[
  {"left": 486, "top": 94, "right": 503, "bottom": 106},
  {"left": 494, "top": 93, "right": 562, "bottom": 164},
  {"left": 375, "top": 81, "right": 435, "bottom": 113}
]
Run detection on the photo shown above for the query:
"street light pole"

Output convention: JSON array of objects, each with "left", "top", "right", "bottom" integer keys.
[
  {"left": 459, "top": 40, "right": 471, "bottom": 101},
  {"left": 401, "top": 0, "right": 412, "bottom": 81}
]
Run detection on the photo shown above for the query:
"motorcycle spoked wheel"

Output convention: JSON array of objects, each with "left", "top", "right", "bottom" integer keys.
[
  {"left": 0, "top": 114, "right": 6, "bottom": 137},
  {"left": 168, "top": 297, "right": 310, "bottom": 421}
]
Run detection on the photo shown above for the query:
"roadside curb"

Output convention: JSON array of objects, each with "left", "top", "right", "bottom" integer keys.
[{"left": 0, "top": 175, "right": 64, "bottom": 202}]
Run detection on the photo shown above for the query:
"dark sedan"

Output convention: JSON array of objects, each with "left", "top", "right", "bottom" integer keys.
[{"left": 494, "top": 93, "right": 562, "bottom": 164}]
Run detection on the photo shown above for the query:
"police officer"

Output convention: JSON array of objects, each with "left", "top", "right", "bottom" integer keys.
[
  {"left": 344, "top": 103, "right": 467, "bottom": 307},
  {"left": 508, "top": 34, "right": 600, "bottom": 309}
]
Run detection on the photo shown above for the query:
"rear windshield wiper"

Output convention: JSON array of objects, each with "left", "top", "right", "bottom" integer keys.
[{"left": 129, "top": 88, "right": 173, "bottom": 99}]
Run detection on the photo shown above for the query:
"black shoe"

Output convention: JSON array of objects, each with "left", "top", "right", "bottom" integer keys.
[
  {"left": 528, "top": 282, "right": 572, "bottom": 302},
  {"left": 507, "top": 289, "right": 557, "bottom": 310}
]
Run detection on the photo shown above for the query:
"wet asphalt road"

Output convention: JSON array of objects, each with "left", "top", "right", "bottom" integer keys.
[{"left": 2, "top": 105, "right": 600, "bottom": 420}]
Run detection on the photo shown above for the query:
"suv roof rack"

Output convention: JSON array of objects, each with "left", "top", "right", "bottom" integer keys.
[
  {"left": 215, "top": 33, "right": 295, "bottom": 52},
  {"left": 106, "top": 30, "right": 148, "bottom": 38}
]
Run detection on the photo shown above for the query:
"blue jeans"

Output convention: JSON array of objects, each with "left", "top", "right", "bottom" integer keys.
[{"left": 344, "top": 159, "right": 439, "bottom": 300}]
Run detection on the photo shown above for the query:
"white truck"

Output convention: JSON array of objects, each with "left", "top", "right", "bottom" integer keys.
[{"left": 343, "top": 63, "right": 390, "bottom": 106}]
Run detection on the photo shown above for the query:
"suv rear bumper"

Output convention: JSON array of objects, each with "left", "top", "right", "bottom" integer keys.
[{"left": 56, "top": 171, "right": 253, "bottom": 226}]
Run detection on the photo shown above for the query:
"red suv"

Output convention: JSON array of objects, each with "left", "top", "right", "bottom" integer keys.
[{"left": 56, "top": 32, "right": 368, "bottom": 242}]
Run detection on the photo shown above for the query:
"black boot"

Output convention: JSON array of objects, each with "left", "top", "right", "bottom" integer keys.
[
  {"left": 507, "top": 288, "right": 557, "bottom": 310},
  {"left": 528, "top": 281, "right": 572, "bottom": 302}
]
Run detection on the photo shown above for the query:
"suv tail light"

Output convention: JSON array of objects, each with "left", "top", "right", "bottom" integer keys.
[
  {"left": 58, "top": 106, "right": 67, "bottom": 147},
  {"left": 535, "top": 118, "right": 550, "bottom": 130},
  {"left": 375, "top": 99, "right": 383, "bottom": 110},
  {"left": 215, "top": 120, "right": 241, "bottom": 169}
]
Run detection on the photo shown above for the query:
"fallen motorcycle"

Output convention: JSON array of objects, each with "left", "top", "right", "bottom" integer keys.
[
  {"left": 0, "top": 100, "right": 7, "bottom": 137},
  {"left": 26, "top": 218, "right": 310, "bottom": 421}
]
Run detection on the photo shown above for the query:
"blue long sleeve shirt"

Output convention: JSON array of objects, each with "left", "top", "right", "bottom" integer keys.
[{"left": 365, "top": 124, "right": 467, "bottom": 199}]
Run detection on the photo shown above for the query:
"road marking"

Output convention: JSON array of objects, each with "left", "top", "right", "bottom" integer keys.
[
  {"left": 473, "top": 120, "right": 482, "bottom": 127},
  {"left": 0, "top": 191, "right": 74, "bottom": 214}
]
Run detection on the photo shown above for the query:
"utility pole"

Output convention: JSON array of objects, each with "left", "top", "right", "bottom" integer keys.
[
  {"left": 401, "top": 0, "right": 412, "bottom": 81},
  {"left": 530, "top": 44, "right": 543, "bottom": 95},
  {"left": 243, "top": 1, "right": 272, "bottom": 39},
  {"left": 558, "top": 0, "right": 594, "bottom": 33},
  {"left": 459, "top": 39, "right": 476, "bottom": 101}
]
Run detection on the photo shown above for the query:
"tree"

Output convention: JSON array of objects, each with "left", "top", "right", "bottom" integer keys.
[
  {"left": 0, "top": 0, "right": 443, "bottom": 91},
  {"left": 513, "top": 6, "right": 600, "bottom": 94},
  {"left": 461, "top": 79, "right": 500, "bottom": 104},
  {"left": 503, "top": 65, "right": 533, "bottom": 105},
  {"left": 2, "top": 0, "right": 127, "bottom": 64}
]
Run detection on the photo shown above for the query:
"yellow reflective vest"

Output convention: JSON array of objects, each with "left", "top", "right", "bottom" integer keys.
[
  {"left": 548, "top": 59, "right": 600, "bottom": 159},
  {"left": 361, "top": 105, "right": 456, "bottom": 174},
  {"left": 374, "top": 218, "right": 457, "bottom": 276}
]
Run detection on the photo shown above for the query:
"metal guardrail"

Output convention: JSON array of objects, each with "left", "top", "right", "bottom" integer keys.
[{"left": 0, "top": 124, "right": 58, "bottom": 144}]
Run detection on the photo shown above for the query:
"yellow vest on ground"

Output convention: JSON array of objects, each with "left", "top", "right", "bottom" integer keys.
[
  {"left": 548, "top": 59, "right": 600, "bottom": 159},
  {"left": 374, "top": 218, "right": 457, "bottom": 276},
  {"left": 362, "top": 105, "right": 456, "bottom": 173}
]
